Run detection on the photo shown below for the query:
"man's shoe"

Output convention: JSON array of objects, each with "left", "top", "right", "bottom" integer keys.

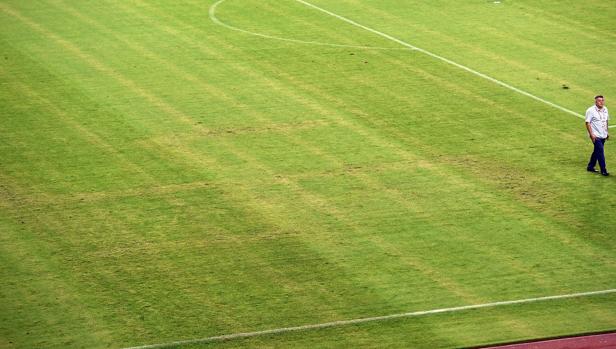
[
  {"left": 601, "top": 171, "right": 610, "bottom": 176},
  {"left": 587, "top": 168, "right": 599, "bottom": 173}
]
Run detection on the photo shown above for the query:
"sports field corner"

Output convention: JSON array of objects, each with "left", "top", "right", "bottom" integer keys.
[{"left": 1, "top": 0, "right": 615, "bottom": 348}]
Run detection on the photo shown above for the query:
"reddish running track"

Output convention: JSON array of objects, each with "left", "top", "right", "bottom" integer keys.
[{"left": 482, "top": 332, "right": 616, "bottom": 349}]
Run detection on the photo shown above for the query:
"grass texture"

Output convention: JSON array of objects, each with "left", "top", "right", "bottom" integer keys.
[{"left": 1, "top": 0, "right": 615, "bottom": 348}]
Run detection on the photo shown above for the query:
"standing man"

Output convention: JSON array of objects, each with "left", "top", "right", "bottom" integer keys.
[{"left": 585, "top": 95, "right": 610, "bottom": 176}]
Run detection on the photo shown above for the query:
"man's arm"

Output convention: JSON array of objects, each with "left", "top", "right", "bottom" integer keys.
[
  {"left": 586, "top": 122, "right": 596, "bottom": 143},
  {"left": 605, "top": 109, "right": 609, "bottom": 140}
]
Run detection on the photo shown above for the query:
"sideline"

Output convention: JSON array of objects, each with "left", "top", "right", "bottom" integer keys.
[{"left": 122, "top": 288, "right": 616, "bottom": 349}]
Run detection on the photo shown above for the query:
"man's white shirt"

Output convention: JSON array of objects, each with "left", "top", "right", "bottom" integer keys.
[{"left": 585, "top": 106, "right": 610, "bottom": 139}]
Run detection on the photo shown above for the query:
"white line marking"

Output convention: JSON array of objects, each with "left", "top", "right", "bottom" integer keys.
[
  {"left": 122, "top": 288, "right": 616, "bottom": 349},
  {"left": 209, "top": 0, "right": 409, "bottom": 50},
  {"left": 294, "top": 0, "right": 615, "bottom": 128}
]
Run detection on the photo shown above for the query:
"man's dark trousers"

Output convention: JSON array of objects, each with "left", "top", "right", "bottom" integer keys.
[{"left": 588, "top": 138, "right": 607, "bottom": 172}]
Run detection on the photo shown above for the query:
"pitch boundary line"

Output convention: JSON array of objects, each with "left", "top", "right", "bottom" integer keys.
[
  {"left": 293, "top": 0, "right": 614, "bottom": 128},
  {"left": 122, "top": 288, "right": 616, "bottom": 349},
  {"left": 209, "top": 0, "right": 410, "bottom": 51}
]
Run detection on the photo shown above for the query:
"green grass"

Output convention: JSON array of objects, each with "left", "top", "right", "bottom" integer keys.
[{"left": 1, "top": 0, "right": 615, "bottom": 348}]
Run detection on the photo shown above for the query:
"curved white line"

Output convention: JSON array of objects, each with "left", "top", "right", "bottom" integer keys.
[
  {"left": 209, "top": 0, "right": 411, "bottom": 51},
  {"left": 121, "top": 288, "right": 616, "bottom": 349}
]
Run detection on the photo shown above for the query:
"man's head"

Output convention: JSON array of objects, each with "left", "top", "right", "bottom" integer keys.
[{"left": 595, "top": 95, "right": 605, "bottom": 109}]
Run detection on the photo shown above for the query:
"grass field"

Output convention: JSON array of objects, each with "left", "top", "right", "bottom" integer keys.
[{"left": 1, "top": 0, "right": 616, "bottom": 348}]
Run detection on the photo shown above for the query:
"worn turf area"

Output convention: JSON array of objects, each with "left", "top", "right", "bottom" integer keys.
[{"left": 1, "top": 1, "right": 615, "bottom": 348}]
